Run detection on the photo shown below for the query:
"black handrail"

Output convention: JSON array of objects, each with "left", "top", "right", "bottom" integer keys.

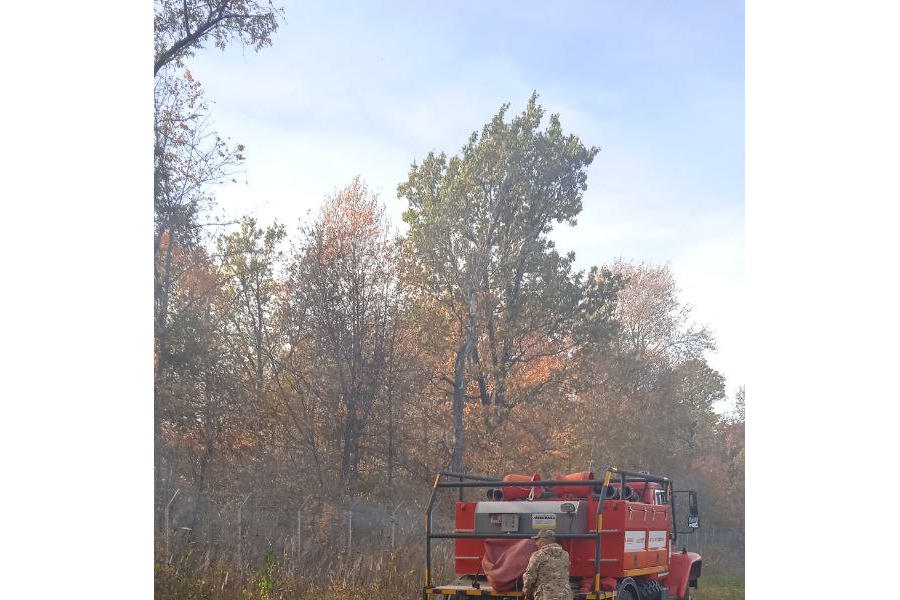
[
  {"left": 435, "top": 476, "right": 670, "bottom": 489},
  {"left": 439, "top": 471, "right": 500, "bottom": 481},
  {"left": 429, "top": 532, "right": 608, "bottom": 539},
  {"left": 437, "top": 479, "right": 594, "bottom": 488}
]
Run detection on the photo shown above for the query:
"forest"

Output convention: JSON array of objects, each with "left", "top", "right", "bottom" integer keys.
[{"left": 154, "top": 2, "right": 744, "bottom": 598}]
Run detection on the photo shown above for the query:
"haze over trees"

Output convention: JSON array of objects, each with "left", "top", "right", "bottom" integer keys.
[{"left": 153, "top": 2, "right": 744, "bottom": 597}]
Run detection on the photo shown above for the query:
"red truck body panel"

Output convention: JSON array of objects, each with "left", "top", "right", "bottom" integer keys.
[{"left": 455, "top": 482, "right": 671, "bottom": 579}]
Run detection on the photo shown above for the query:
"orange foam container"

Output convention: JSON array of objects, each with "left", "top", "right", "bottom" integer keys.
[
  {"left": 554, "top": 471, "right": 596, "bottom": 497},
  {"left": 501, "top": 473, "right": 543, "bottom": 499}
]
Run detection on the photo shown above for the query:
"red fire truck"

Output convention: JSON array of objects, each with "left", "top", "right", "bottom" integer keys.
[{"left": 422, "top": 467, "right": 702, "bottom": 600}]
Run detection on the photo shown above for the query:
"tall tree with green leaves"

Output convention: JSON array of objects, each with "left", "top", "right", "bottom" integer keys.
[{"left": 399, "top": 93, "right": 604, "bottom": 471}]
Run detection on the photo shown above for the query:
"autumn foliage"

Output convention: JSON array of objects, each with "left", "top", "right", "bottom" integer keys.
[
  {"left": 153, "top": 7, "right": 744, "bottom": 595},
  {"left": 154, "top": 174, "right": 744, "bottom": 587}
]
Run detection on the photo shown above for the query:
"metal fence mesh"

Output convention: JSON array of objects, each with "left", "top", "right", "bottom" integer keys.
[{"left": 157, "top": 489, "right": 743, "bottom": 578}]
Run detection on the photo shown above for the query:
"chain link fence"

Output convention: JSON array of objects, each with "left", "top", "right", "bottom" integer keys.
[
  {"left": 678, "top": 523, "right": 745, "bottom": 576},
  {"left": 156, "top": 489, "right": 742, "bottom": 581},
  {"left": 156, "top": 488, "right": 437, "bottom": 570}
]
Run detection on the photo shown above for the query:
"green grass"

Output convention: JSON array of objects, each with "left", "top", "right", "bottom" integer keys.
[{"left": 691, "top": 574, "right": 745, "bottom": 600}]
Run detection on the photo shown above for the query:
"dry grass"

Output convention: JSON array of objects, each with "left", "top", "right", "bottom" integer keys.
[
  {"left": 156, "top": 541, "right": 742, "bottom": 600},
  {"left": 156, "top": 544, "right": 427, "bottom": 600}
]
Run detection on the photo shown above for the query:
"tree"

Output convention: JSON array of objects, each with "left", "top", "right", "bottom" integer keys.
[
  {"left": 154, "top": 241, "right": 248, "bottom": 541},
  {"left": 154, "top": 0, "right": 281, "bottom": 349},
  {"left": 154, "top": 71, "right": 246, "bottom": 367},
  {"left": 733, "top": 384, "right": 745, "bottom": 422},
  {"left": 153, "top": 69, "right": 250, "bottom": 508},
  {"left": 217, "top": 217, "right": 286, "bottom": 404},
  {"left": 282, "top": 178, "right": 402, "bottom": 495},
  {"left": 670, "top": 358, "right": 725, "bottom": 459},
  {"left": 154, "top": 0, "right": 282, "bottom": 367},
  {"left": 399, "top": 93, "right": 603, "bottom": 471},
  {"left": 154, "top": 0, "right": 281, "bottom": 507},
  {"left": 154, "top": 0, "right": 283, "bottom": 76},
  {"left": 608, "top": 259, "right": 714, "bottom": 366},
  {"left": 715, "top": 385, "right": 745, "bottom": 528},
  {"left": 569, "top": 260, "right": 722, "bottom": 472}
]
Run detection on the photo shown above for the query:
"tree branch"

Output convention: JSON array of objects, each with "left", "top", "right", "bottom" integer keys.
[{"left": 154, "top": 10, "right": 244, "bottom": 75}]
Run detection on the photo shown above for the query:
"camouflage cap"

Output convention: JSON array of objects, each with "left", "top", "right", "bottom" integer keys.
[{"left": 531, "top": 529, "right": 556, "bottom": 541}]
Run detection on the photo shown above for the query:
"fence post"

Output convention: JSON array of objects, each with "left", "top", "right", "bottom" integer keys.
[
  {"left": 238, "top": 493, "right": 251, "bottom": 565},
  {"left": 348, "top": 499, "right": 359, "bottom": 554},
  {"left": 165, "top": 489, "right": 180, "bottom": 565},
  {"left": 296, "top": 500, "right": 309, "bottom": 563},
  {"left": 390, "top": 502, "right": 404, "bottom": 551},
  {"left": 297, "top": 505, "right": 302, "bottom": 559}
]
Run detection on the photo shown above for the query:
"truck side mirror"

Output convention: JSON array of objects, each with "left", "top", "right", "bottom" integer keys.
[
  {"left": 673, "top": 490, "right": 700, "bottom": 534},
  {"left": 688, "top": 491, "right": 699, "bottom": 528}
]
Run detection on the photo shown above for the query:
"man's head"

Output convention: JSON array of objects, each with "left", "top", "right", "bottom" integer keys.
[{"left": 531, "top": 529, "right": 555, "bottom": 548}]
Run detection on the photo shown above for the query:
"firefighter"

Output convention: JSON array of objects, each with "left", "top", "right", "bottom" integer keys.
[{"left": 522, "top": 529, "right": 573, "bottom": 600}]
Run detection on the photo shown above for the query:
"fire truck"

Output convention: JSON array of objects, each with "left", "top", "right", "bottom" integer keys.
[{"left": 422, "top": 467, "right": 702, "bottom": 600}]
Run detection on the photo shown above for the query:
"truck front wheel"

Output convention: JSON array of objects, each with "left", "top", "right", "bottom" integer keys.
[{"left": 635, "top": 579, "right": 663, "bottom": 600}]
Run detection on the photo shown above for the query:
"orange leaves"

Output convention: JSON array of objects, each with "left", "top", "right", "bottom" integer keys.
[
  {"left": 311, "top": 177, "right": 390, "bottom": 266},
  {"left": 161, "top": 420, "right": 204, "bottom": 454},
  {"left": 509, "top": 348, "right": 563, "bottom": 393}
]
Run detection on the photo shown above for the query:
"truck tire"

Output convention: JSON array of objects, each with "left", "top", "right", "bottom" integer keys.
[
  {"left": 636, "top": 579, "right": 662, "bottom": 600},
  {"left": 615, "top": 578, "right": 639, "bottom": 600}
]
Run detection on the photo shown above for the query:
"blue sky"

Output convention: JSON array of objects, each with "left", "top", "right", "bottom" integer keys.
[{"left": 188, "top": 0, "right": 745, "bottom": 408}]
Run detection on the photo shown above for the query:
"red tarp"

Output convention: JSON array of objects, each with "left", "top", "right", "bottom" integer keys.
[{"left": 482, "top": 538, "right": 537, "bottom": 592}]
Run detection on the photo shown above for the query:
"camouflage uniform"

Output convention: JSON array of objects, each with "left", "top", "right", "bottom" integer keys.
[{"left": 522, "top": 542, "right": 573, "bottom": 600}]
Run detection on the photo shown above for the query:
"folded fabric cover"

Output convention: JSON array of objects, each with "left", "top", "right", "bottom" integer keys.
[{"left": 482, "top": 538, "right": 537, "bottom": 592}]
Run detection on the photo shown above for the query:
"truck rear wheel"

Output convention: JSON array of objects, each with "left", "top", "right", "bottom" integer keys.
[{"left": 615, "top": 578, "right": 639, "bottom": 600}]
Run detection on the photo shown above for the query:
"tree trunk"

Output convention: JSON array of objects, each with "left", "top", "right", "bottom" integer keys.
[
  {"left": 154, "top": 224, "right": 176, "bottom": 511},
  {"left": 471, "top": 345, "right": 492, "bottom": 405},
  {"left": 255, "top": 280, "right": 264, "bottom": 403},
  {"left": 340, "top": 394, "right": 360, "bottom": 495},
  {"left": 451, "top": 339, "right": 468, "bottom": 473},
  {"left": 387, "top": 386, "right": 394, "bottom": 489}
]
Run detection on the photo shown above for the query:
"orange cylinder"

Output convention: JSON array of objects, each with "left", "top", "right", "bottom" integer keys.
[
  {"left": 501, "top": 474, "right": 543, "bottom": 499},
  {"left": 554, "top": 471, "right": 596, "bottom": 497}
]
